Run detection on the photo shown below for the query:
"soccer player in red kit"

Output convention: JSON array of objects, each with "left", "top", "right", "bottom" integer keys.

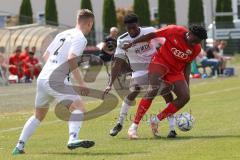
[
  {"left": 20, "top": 46, "right": 30, "bottom": 61},
  {"left": 23, "top": 51, "right": 42, "bottom": 80},
  {"left": 123, "top": 25, "right": 207, "bottom": 138},
  {"left": 9, "top": 48, "right": 24, "bottom": 80}
]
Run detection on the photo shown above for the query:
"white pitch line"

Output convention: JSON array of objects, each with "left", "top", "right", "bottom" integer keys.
[
  {"left": 0, "top": 100, "right": 100, "bottom": 134},
  {"left": 0, "top": 78, "right": 230, "bottom": 97},
  {"left": 0, "top": 120, "right": 61, "bottom": 134},
  {"left": 154, "top": 86, "right": 240, "bottom": 105},
  {"left": 191, "top": 86, "right": 240, "bottom": 98}
]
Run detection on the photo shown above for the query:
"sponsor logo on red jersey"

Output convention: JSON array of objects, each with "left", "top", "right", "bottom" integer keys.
[{"left": 171, "top": 48, "right": 191, "bottom": 60}]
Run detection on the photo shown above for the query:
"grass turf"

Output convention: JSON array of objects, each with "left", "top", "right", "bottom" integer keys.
[{"left": 0, "top": 57, "right": 240, "bottom": 160}]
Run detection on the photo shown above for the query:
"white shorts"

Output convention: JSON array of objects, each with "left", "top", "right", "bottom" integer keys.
[
  {"left": 130, "top": 73, "right": 149, "bottom": 89},
  {"left": 35, "top": 79, "right": 81, "bottom": 108},
  {"left": 129, "top": 71, "right": 172, "bottom": 93}
]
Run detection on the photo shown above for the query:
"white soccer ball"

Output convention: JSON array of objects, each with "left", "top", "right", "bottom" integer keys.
[{"left": 176, "top": 112, "right": 194, "bottom": 132}]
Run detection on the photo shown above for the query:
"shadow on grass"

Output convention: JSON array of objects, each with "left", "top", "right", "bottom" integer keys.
[
  {"left": 118, "top": 134, "right": 240, "bottom": 141},
  {"left": 171, "top": 135, "right": 240, "bottom": 140},
  {"left": 40, "top": 151, "right": 148, "bottom": 156}
]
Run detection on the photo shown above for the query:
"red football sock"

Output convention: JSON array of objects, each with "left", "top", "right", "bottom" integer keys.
[
  {"left": 157, "top": 103, "right": 179, "bottom": 121},
  {"left": 134, "top": 98, "right": 152, "bottom": 124}
]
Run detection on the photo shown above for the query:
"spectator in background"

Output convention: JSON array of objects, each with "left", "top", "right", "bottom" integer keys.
[
  {"left": 31, "top": 46, "right": 36, "bottom": 53},
  {"left": 206, "top": 40, "right": 220, "bottom": 59},
  {"left": 218, "top": 40, "right": 227, "bottom": 56},
  {"left": 99, "top": 27, "right": 118, "bottom": 76},
  {"left": 9, "top": 46, "right": 24, "bottom": 81},
  {"left": 206, "top": 40, "right": 230, "bottom": 75},
  {"left": 217, "top": 40, "right": 231, "bottom": 74},
  {"left": 19, "top": 46, "right": 30, "bottom": 61},
  {"left": 196, "top": 49, "right": 219, "bottom": 78},
  {"left": 23, "top": 51, "right": 42, "bottom": 82}
]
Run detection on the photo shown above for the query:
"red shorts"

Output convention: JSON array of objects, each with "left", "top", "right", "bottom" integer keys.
[
  {"left": 148, "top": 55, "right": 185, "bottom": 83},
  {"left": 23, "top": 66, "right": 41, "bottom": 79},
  {"left": 9, "top": 66, "right": 24, "bottom": 79}
]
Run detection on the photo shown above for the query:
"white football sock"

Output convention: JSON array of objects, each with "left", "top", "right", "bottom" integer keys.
[
  {"left": 68, "top": 109, "right": 83, "bottom": 143},
  {"left": 16, "top": 116, "right": 40, "bottom": 150},
  {"left": 117, "top": 101, "right": 131, "bottom": 125},
  {"left": 167, "top": 114, "right": 176, "bottom": 131}
]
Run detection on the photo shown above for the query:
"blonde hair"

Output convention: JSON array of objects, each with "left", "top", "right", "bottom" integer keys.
[{"left": 77, "top": 9, "right": 94, "bottom": 23}]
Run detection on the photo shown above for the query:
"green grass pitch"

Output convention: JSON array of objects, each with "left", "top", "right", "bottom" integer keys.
[{"left": 0, "top": 56, "right": 240, "bottom": 160}]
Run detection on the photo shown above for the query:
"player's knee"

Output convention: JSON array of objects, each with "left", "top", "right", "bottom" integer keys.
[
  {"left": 127, "top": 92, "right": 139, "bottom": 101},
  {"left": 145, "top": 88, "right": 159, "bottom": 99},
  {"left": 69, "top": 100, "right": 85, "bottom": 112},
  {"left": 34, "top": 113, "right": 45, "bottom": 122},
  {"left": 132, "top": 87, "right": 141, "bottom": 95},
  {"left": 34, "top": 107, "right": 48, "bottom": 121},
  {"left": 151, "top": 86, "right": 160, "bottom": 95},
  {"left": 130, "top": 86, "right": 141, "bottom": 93},
  {"left": 181, "top": 93, "right": 190, "bottom": 105},
  {"left": 124, "top": 96, "right": 135, "bottom": 106},
  {"left": 163, "top": 92, "right": 174, "bottom": 103}
]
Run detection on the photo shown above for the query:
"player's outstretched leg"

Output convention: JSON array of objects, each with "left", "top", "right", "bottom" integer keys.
[
  {"left": 150, "top": 80, "right": 190, "bottom": 136},
  {"left": 67, "top": 100, "right": 95, "bottom": 150},
  {"left": 110, "top": 98, "right": 134, "bottom": 137},
  {"left": 162, "top": 92, "right": 177, "bottom": 138},
  {"left": 128, "top": 97, "right": 158, "bottom": 138},
  {"left": 12, "top": 107, "right": 48, "bottom": 155},
  {"left": 167, "top": 115, "right": 177, "bottom": 138},
  {"left": 128, "top": 72, "right": 161, "bottom": 138},
  {"left": 110, "top": 85, "right": 140, "bottom": 137}
]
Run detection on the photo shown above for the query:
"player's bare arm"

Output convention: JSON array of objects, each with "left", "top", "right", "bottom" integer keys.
[
  {"left": 102, "top": 57, "right": 125, "bottom": 98},
  {"left": 68, "top": 53, "right": 89, "bottom": 96},
  {"left": 122, "top": 32, "right": 156, "bottom": 50}
]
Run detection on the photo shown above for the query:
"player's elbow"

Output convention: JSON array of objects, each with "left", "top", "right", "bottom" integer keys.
[{"left": 68, "top": 53, "right": 76, "bottom": 60}]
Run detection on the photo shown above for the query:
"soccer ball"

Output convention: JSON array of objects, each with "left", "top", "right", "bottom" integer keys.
[{"left": 176, "top": 112, "right": 194, "bottom": 132}]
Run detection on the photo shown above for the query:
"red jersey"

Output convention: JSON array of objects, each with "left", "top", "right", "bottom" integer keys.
[
  {"left": 154, "top": 25, "right": 201, "bottom": 72},
  {"left": 23, "top": 56, "right": 39, "bottom": 70},
  {"left": 19, "top": 51, "right": 29, "bottom": 61},
  {"left": 9, "top": 54, "right": 21, "bottom": 66},
  {"left": 24, "top": 56, "right": 39, "bottom": 66}
]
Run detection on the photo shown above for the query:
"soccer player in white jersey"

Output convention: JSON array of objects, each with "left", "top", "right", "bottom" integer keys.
[
  {"left": 12, "top": 9, "right": 95, "bottom": 155},
  {"left": 103, "top": 13, "right": 177, "bottom": 139}
]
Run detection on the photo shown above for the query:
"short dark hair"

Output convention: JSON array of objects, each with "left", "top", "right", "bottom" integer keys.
[
  {"left": 29, "top": 51, "right": 34, "bottom": 55},
  {"left": 77, "top": 9, "right": 94, "bottom": 22},
  {"left": 124, "top": 13, "right": 138, "bottom": 24},
  {"left": 16, "top": 46, "right": 21, "bottom": 52},
  {"left": 189, "top": 25, "right": 208, "bottom": 40}
]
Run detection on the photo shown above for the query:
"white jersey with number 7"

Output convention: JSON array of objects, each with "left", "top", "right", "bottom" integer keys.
[{"left": 38, "top": 28, "right": 87, "bottom": 81}]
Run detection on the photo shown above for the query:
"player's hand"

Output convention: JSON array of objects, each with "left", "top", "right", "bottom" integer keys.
[
  {"left": 79, "top": 83, "right": 90, "bottom": 96},
  {"left": 102, "top": 85, "right": 112, "bottom": 99},
  {"left": 122, "top": 42, "right": 133, "bottom": 51}
]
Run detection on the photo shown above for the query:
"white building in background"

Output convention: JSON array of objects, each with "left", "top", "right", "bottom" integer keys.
[{"left": 0, "top": 0, "right": 239, "bottom": 40}]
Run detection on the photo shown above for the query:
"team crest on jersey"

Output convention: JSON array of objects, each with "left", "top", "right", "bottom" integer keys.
[{"left": 174, "top": 39, "right": 178, "bottom": 44}]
